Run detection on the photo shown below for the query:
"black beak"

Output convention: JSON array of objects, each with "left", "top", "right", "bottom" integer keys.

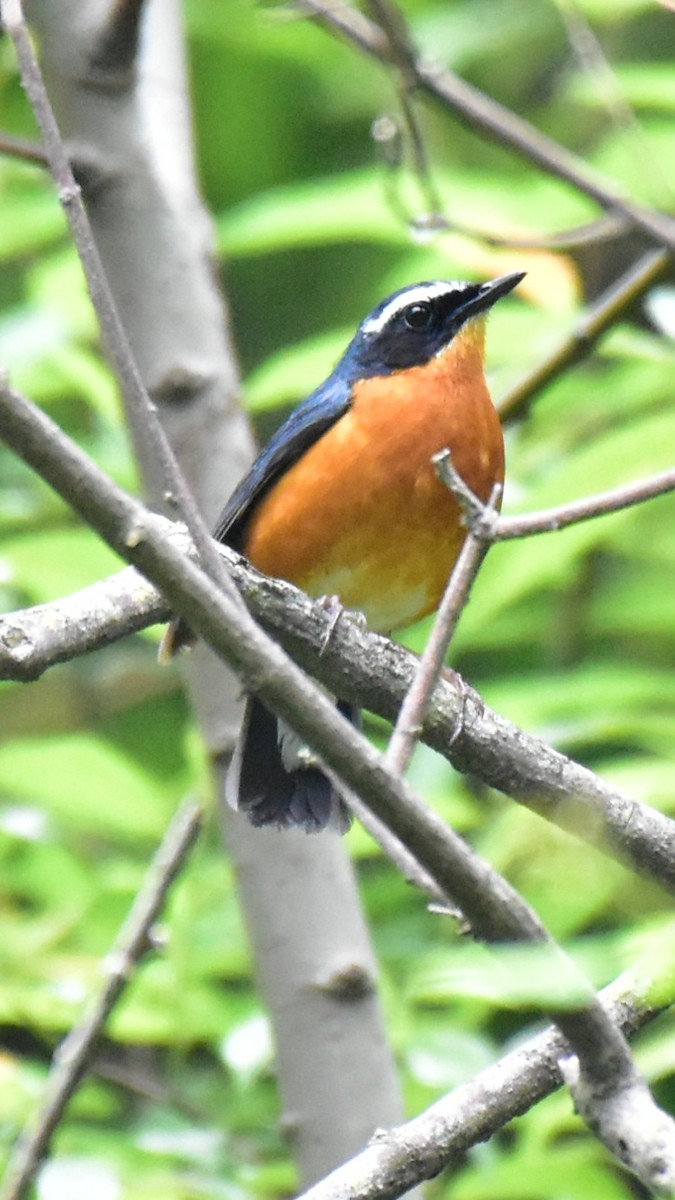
[{"left": 458, "top": 271, "right": 525, "bottom": 323}]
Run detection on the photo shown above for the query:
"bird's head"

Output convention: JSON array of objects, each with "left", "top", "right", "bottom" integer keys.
[{"left": 342, "top": 272, "right": 525, "bottom": 379}]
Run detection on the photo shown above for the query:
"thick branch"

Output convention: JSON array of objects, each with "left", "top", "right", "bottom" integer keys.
[
  {"left": 2, "top": 519, "right": 675, "bottom": 899},
  {"left": 9, "top": 0, "right": 411, "bottom": 1185}
]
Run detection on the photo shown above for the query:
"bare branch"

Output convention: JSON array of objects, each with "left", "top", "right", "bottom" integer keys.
[
  {"left": 385, "top": 474, "right": 500, "bottom": 775},
  {"left": 561, "top": 1053, "right": 675, "bottom": 1197},
  {"left": 0, "top": 377, "right": 554, "bottom": 941},
  {"left": 385, "top": 449, "right": 675, "bottom": 796},
  {"left": 0, "top": 562, "right": 165, "bottom": 677},
  {"left": 487, "top": 469, "right": 674, "bottom": 542},
  {"left": 1, "top": 798, "right": 203, "bottom": 1200},
  {"left": 0, "top": 130, "right": 48, "bottom": 165}
]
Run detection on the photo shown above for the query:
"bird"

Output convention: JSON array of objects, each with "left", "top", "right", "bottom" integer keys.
[{"left": 161, "top": 272, "right": 523, "bottom": 832}]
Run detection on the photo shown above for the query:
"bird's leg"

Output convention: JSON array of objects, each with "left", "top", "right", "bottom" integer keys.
[{"left": 441, "top": 667, "right": 474, "bottom": 746}]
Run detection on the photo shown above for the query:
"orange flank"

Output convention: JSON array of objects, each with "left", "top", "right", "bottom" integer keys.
[{"left": 243, "top": 319, "right": 504, "bottom": 632}]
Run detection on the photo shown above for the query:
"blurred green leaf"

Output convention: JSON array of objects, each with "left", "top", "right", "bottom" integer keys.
[
  {"left": 566, "top": 64, "right": 675, "bottom": 113},
  {"left": 244, "top": 325, "right": 351, "bottom": 412},
  {"left": 1, "top": 527, "right": 123, "bottom": 603},
  {"left": 570, "top": 0, "right": 657, "bottom": 17},
  {"left": 217, "top": 171, "right": 406, "bottom": 256},
  {"left": 0, "top": 179, "right": 65, "bottom": 260},
  {"left": 0, "top": 734, "right": 175, "bottom": 841},
  {"left": 452, "top": 1141, "right": 636, "bottom": 1199},
  {"left": 410, "top": 935, "right": 624, "bottom": 1009}
]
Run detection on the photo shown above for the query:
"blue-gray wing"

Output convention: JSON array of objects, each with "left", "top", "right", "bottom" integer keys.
[{"left": 213, "top": 373, "right": 352, "bottom": 548}]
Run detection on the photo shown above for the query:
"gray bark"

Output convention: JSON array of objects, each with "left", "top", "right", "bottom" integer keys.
[{"left": 26, "top": 0, "right": 407, "bottom": 1185}]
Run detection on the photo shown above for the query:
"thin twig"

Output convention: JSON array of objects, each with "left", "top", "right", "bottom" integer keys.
[
  {"left": 386, "top": 469, "right": 501, "bottom": 775},
  {"left": 0, "top": 130, "right": 48, "bottom": 165},
  {"left": 433, "top": 457, "right": 675, "bottom": 546},
  {"left": 436, "top": 210, "right": 627, "bottom": 253},
  {"left": 498, "top": 247, "right": 670, "bottom": 421},
  {"left": 1, "top": 798, "right": 203, "bottom": 1200},
  {"left": 368, "top": 106, "right": 626, "bottom": 250},
  {"left": 297, "top": 0, "right": 675, "bottom": 253},
  {"left": 341, "top": 1, "right": 648, "bottom": 255},
  {"left": 497, "top": 468, "right": 675, "bottom": 540},
  {"left": 366, "top": 0, "right": 444, "bottom": 220}
]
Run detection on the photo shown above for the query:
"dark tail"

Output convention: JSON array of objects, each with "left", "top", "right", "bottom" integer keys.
[
  {"left": 158, "top": 616, "right": 194, "bottom": 664},
  {"left": 225, "top": 696, "right": 354, "bottom": 833}
]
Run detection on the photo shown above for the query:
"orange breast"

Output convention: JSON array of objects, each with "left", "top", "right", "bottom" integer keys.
[{"left": 244, "top": 325, "right": 504, "bottom": 632}]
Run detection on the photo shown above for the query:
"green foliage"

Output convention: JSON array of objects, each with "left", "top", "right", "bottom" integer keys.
[{"left": 1, "top": 0, "right": 674, "bottom": 1197}]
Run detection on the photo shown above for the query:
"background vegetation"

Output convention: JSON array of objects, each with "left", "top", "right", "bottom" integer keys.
[{"left": 0, "top": 0, "right": 674, "bottom": 1196}]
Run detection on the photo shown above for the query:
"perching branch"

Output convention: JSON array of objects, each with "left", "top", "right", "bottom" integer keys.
[
  {"left": 0, "top": 378, "right": 563, "bottom": 939},
  {"left": 2, "top": 462, "right": 675, "bottom": 896}
]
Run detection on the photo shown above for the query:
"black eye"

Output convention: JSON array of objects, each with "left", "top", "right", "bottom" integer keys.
[{"left": 403, "top": 301, "right": 432, "bottom": 330}]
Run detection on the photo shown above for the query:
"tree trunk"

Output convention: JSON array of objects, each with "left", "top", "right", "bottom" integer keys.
[{"left": 27, "top": 0, "right": 409, "bottom": 1184}]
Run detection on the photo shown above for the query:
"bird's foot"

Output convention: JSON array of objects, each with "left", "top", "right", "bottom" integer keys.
[{"left": 316, "top": 595, "right": 366, "bottom": 655}]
